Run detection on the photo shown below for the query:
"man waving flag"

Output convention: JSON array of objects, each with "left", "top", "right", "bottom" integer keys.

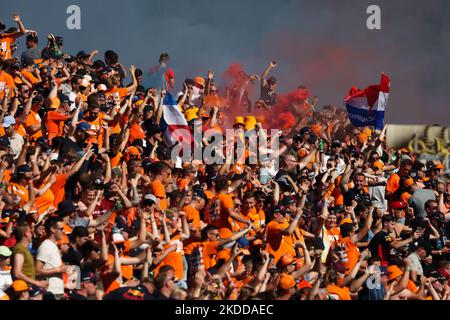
[
  {"left": 159, "top": 92, "right": 192, "bottom": 147},
  {"left": 345, "top": 73, "right": 390, "bottom": 130}
]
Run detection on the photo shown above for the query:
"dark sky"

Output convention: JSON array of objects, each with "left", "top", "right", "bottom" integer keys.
[{"left": 1, "top": 0, "right": 450, "bottom": 125}]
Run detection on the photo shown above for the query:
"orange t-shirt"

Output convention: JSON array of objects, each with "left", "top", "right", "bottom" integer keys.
[
  {"left": 337, "top": 236, "right": 359, "bottom": 275},
  {"left": 0, "top": 33, "right": 17, "bottom": 60},
  {"left": 84, "top": 113, "right": 105, "bottom": 146},
  {"left": 0, "top": 71, "right": 16, "bottom": 100},
  {"left": 128, "top": 122, "right": 146, "bottom": 144},
  {"left": 183, "top": 204, "right": 201, "bottom": 231},
  {"left": 204, "top": 193, "right": 234, "bottom": 230},
  {"left": 21, "top": 70, "right": 39, "bottom": 85},
  {"left": 153, "top": 239, "right": 184, "bottom": 280},
  {"left": 45, "top": 110, "right": 69, "bottom": 142},
  {"left": 326, "top": 284, "right": 351, "bottom": 300},
  {"left": 266, "top": 219, "right": 295, "bottom": 264},
  {"left": 50, "top": 173, "right": 68, "bottom": 208},
  {"left": 386, "top": 173, "right": 400, "bottom": 194},
  {"left": 35, "top": 188, "right": 55, "bottom": 216},
  {"left": 149, "top": 180, "right": 167, "bottom": 210},
  {"left": 110, "top": 152, "right": 123, "bottom": 168},
  {"left": 7, "top": 182, "right": 29, "bottom": 207},
  {"left": 106, "top": 87, "right": 128, "bottom": 100},
  {"left": 24, "top": 109, "right": 43, "bottom": 140}
]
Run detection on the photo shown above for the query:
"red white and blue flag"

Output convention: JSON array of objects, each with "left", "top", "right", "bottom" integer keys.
[
  {"left": 344, "top": 73, "right": 390, "bottom": 130},
  {"left": 159, "top": 92, "right": 192, "bottom": 147}
]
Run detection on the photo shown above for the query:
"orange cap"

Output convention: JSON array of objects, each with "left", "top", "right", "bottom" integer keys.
[
  {"left": 340, "top": 218, "right": 354, "bottom": 226},
  {"left": 404, "top": 178, "right": 415, "bottom": 188},
  {"left": 387, "top": 265, "right": 403, "bottom": 281},
  {"left": 193, "top": 76, "right": 205, "bottom": 87},
  {"left": 372, "top": 160, "right": 384, "bottom": 172},
  {"left": 12, "top": 280, "right": 29, "bottom": 292},
  {"left": 278, "top": 254, "right": 296, "bottom": 268},
  {"left": 125, "top": 146, "right": 141, "bottom": 161},
  {"left": 358, "top": 133, "right": 368, "bottom": 144},
  {"left": 435, "top": 164, "right": 444, "bottom": 169},
  {"left": 279, "top": 273, "right": 296, "bottom": 290}
]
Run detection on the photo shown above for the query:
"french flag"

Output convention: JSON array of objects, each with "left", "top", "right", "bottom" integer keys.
[
  {"left": 344, "top": 74, "right": 390, "bottom": 130},
  {"left": 159, "top": 92, "right": 192, "bottom": 147}
]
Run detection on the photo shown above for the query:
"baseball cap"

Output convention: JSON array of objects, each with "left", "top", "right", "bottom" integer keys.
[
  {"left": 97, "top": 84, "right": 107, "bottom": 92},
  {"left": 0, "top": 246, "right": 12, "bottom": 257},
  {"left": 387, "top": 265, "right": 403, "bottom": 281},
  {"left": 29, "top": 285, "right": 45, "bottom": 298},
  {"left": 12, "top": 280, "right": 29, "bottom": 292},
  {"left": 79, "top": 78, "right": 90, "bottom": 88},
  {"left": 404, "top": 178, "right": 415, "bottom": 188},
  {"left": 76, "top": 122, "right": 90, "bottom": 132},
  {"left": 2, "top": 116, "right": 16, "bottom": 128},
  {"left": 36, "top": 137, "right": 51, "bottom": 151},
  {"left": 112, "top": 232, "right": 125, "bottom": 244},
  {"left": 59, "top": 94, "right": 71, "bottom": 104},
  {"left": 57, "top": 200, "right": 79, "bottom": 216},
  {"left": 193, "top": 189, "right": 208, "bottom": 202},
  {"left": 80, "top": 271, "right": 96, "bottom": 283},
  {"left": 279, "top": 273, "right": 296, "bottom": 290},
  {"left": 280, "top": 196, "right": 296, "bottom": 206},
  {"left": 193, "top": 76, "right": 205, "bottom": 87},
  {"left": 16, "top": 164, "right": 32, "bottom": 175},
  {"left": 143, "top": 194, "right": 157, "bottom": 206},
  {"left": 278, "top": 254, "right": 297, "bottom": 268},
  {"left": 271, "top": 205, "right": 286, "bottom": 215},
  {"left": 339, "top": 217, "right": 354, "bottom": 226},
  {"left": 391, "top": 201, "right": 407, "bottom": 210}
]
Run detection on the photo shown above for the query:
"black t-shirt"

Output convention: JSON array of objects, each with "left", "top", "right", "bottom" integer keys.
[
  {"left": 260, "top": 85, "right": 277, "bottom": 106},
  {"left": 153, "top": 291, "right": 171, "bottom": 300},
  {"left": 343, "top": 189, "right": 372, "bottom": 207},
  {"left": 62, "top": 246, "right": 83, "bottom": 266},
  {"left": 368, "top": 231, "right": 394, "bottom": 264},
  {"left": 68, "top": 291, "right": 88, "bottom": 300},
  {"left": 103, "top": 285, "right": 154, "bottom": 300}
]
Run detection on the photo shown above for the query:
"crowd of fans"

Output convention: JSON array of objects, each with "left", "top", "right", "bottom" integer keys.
[{"left": 0, "top": 13, "right": 449, "bottom": 301}]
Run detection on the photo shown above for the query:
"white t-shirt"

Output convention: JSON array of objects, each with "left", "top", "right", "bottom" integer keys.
[
  {"left": 0, "top": 268, "right": 12, "bottom": 292},
  {"left": 407, "top": 252, "right": 424, "bottom": 276},
  {"left": 36, "top": 239, "right": 64, "bottom": 295}
]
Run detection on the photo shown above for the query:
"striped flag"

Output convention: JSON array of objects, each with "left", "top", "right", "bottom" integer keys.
[
  {"left": 159, "top": 92, "right": 192, "bottom": 147},
  {"left": 345, "top": 73, "right": 390, "bottom": 130}
]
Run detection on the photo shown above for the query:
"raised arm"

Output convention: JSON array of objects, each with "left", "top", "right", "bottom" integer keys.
[{"left": 126, "top": 65, "right": 138, "bottom": 95}]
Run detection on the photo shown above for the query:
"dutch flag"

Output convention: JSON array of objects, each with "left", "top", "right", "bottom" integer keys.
[
  {"left": 159, "top": 92, "right": 192, "bottom": 147},
  {"left": 344, "top": 73, "right": 390, "bottom": 130}
]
